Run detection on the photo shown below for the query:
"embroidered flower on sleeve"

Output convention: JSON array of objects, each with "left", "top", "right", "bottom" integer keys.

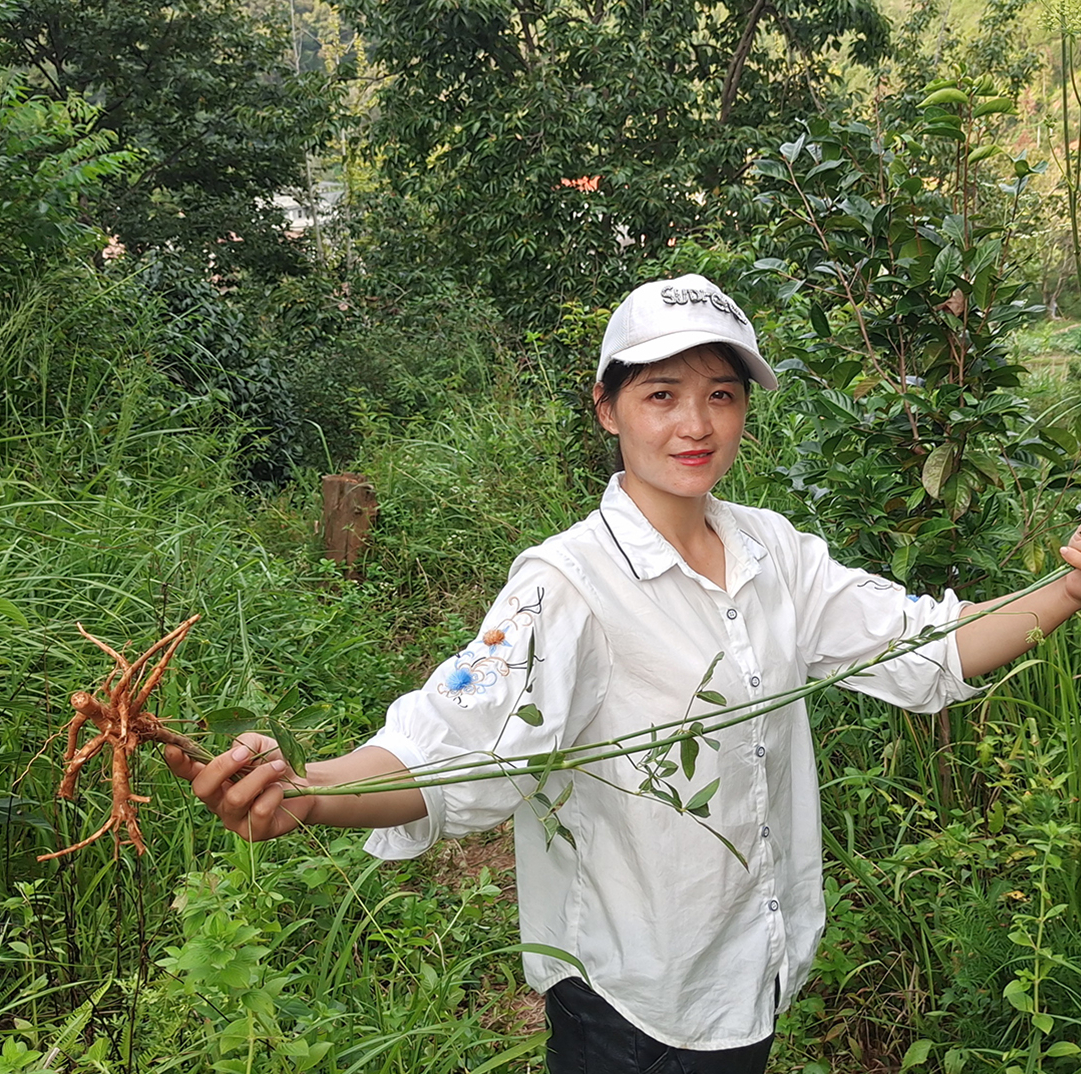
[
  {"left": 483, "top": 628, "right": 508, "bottom": 650},
  {"left": 446, "top": 667, "right": 476, "bottom": 693},
  {"left": 438, "top": 587, "right": 546, "bottom": 704}
]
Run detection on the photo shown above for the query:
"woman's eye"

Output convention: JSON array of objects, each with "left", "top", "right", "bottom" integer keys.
[{"left": 650, "top": 390, "right": 671, "bottom": 400}]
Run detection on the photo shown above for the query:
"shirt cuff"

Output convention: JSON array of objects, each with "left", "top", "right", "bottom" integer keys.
[{"left": 360, "top": 728, "right": 446, "bottom": 860}]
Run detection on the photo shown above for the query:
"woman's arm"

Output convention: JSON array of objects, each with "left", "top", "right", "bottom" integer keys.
[
  {"left": 164, "top": 735, "right": 426, "bottom": 842},
  {"left": 956, "top": 527, "right": 1081, "bottom": 678}
]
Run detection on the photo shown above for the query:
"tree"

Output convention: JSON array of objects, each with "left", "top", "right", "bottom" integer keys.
[
  {"left": 0, "top": 0, "right": 337, "bottom": 277},
  {"left": 344, "top": 0, "right": 891, "bottom": 324},
  {"left": 0, "top": 75, "right": 134, "bottom": 283}
]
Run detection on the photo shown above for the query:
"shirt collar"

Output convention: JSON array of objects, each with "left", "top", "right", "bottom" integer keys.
[{"left": 597, "top": 473, "right": 766, "bottom": 593}]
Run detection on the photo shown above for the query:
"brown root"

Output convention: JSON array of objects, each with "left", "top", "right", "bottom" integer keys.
[{"left": 39, "top": 616, "right": 203, "bottom": 861}]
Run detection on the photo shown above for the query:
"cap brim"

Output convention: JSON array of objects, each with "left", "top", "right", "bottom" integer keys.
[{"left": 601, "top": 329, "right": 779, "bottom": 390}]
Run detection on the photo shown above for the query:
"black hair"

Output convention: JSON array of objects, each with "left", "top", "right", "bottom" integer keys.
[{"left": 594, "top": 345, "right": 752, "bottom": 472}]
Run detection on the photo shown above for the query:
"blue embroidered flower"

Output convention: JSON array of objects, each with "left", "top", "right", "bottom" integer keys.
[{"left": 445, "top": 667, "right": 475, "bottom": 693}]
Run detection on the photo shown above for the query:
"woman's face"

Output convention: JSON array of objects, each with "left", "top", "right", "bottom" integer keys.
[{"left": 593, "top": 347, "right": 748, "bottom": 510}]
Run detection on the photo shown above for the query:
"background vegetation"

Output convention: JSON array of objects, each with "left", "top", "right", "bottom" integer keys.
[{"left": 2, "top": 0, "right": 1081, "bottom": 1071}]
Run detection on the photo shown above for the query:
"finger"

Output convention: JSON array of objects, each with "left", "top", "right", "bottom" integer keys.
[
  {"left": 163, "top": 744, "right": 204, "bottom": 783},
  {"left": 1060, "top": 543, "right": 1081, "bottom": 570},
  {"left": 216, "top": 758, "right": 290, "bottom": 828},
  {"left": 189, "top": 740, "right": 273, "bottom": 805}
]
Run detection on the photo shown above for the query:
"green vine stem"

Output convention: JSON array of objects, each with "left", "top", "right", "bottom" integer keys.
[{"left": 284, "top": 565, "right": 1073, "bottom": 801}]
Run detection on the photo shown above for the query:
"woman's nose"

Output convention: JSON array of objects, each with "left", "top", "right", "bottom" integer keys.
[{"left": 678, "top": 401, "right": 712, "bottom": 438}]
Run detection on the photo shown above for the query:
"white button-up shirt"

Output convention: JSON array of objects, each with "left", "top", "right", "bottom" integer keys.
[{"left": 365, "top": 475, "right": 976, "bottom": 1049}]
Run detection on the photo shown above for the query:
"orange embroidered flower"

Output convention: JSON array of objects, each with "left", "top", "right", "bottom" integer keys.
[{"left": 483, "top": 629, "right": 506, "bottom": 647}]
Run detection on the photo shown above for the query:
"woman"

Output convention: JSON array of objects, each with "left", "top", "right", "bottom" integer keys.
[{"left": 168, "top": 274, "right": 1081, "bottom": 1074}]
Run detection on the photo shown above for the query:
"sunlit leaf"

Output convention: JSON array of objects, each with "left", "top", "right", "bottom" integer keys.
[
  {"left": 921, "top": 443, "right": 956, "bottom": 499},
  {"left": 900, "top": 1038, "right": 933, "bottom": 1070},
  {"left": 917, "top": 87, "right": 969, "bottom": 108}
]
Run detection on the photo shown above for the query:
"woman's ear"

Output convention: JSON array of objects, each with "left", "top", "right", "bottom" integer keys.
[{"left": 593, "top": 382, "right": 619, "bottom": 436}]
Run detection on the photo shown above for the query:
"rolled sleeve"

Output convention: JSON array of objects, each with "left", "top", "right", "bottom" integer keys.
[{"left": 362, "top": 558, "right": 608, "bottom": 860}]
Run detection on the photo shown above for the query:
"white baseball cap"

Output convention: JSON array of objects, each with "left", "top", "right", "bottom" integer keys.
[{"left": 597, "top": 274, "right": 778, "bottom": 389}]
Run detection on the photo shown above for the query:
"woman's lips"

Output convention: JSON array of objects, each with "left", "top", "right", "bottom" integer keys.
[{"left": 673, "top": 450, "right": 714, "bottom": 467}]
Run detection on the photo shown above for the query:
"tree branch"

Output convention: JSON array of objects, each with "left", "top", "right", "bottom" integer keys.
[{"left": 720, "top": 0, "right": 769, "bottom": 123}]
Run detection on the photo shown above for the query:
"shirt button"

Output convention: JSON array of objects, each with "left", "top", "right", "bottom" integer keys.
[
  {"left": 762, "top": 825, "right": 770, "bottom": 838},
  {"left": 750, "top": 675, "right": 761, "bottom": 688},
  {"left": 726, "top": 608, "right": 738, "bottom": 620},
  {"left": 755, "top": 745, "right": 766, "bottom": 758},
  {"left": 768, "top": 899, "right": 780, "bottom": 912}
]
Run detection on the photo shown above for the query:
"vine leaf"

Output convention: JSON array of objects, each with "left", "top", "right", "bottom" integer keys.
[
  {"left": 685, "top": 777, "right": 720, "bottom": 815},
  {"left": 268, "top": 718, "right": 307, "bottom": 777},
  {"left": 696, "top": 651, "right": 725, "bottom": 689},
  {"left": 204, "top": 707, "right": 260, "bottom": 735},
  {"left": 515, "top": 703, "right": 544, "bottom": 726},
  {"left": 680, "top": 736, "right": 699, "bottom": 781},
  {"left": 697, "top": 823, "right": 748, "bottom": 870}
]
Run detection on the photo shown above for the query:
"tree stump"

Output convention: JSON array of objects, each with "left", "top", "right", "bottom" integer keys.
[{"left": 321, "top": 474, "right": 378, "bottom": 570}]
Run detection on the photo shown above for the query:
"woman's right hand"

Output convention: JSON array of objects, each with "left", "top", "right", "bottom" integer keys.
[{"left": 164, "top": 732, "right": 317, "bottom": 841}]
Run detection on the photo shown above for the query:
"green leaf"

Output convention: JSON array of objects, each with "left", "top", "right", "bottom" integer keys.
[
  {"left": 525, "top": 629, "right": 536, "bottom": 681},
  {"left": 680, "top": 736, "right": 699, "bottom": 781},
  {"left": 290, "top": 703, "right": 333, "bottom": 728},
  {"left": 1004, "top": 979, "right": 1033, "bottom": 1012},
  {"left": 1045, "top": 1042, "right": 1081, "bottom": 1057},
  {"left": 921, "top": 443, "right": 956, "bottom": 499},
  {"left": 779, "top": 134, "right": 806, "bottom": 162},
  {"left": 944, "top": 1047, "right": 968, "bottom": 1074},
  {"left": 805, "top": 158, "right": 846, "bottom": 180},
  {"left": 809, "top": 303, "right": 831, "bottom": 338},
  {"left": 890, "top": 543, "right": 918, "bottom": 583},
  {"left": 753, "top": 158, "right": 787, "bottom": 180},
  {"left": 515, "top": 703, "right": 544, "bottom": 726},
  {"left": 269, "top": 686, "right": 300, "bottom": 718},
  {"left": 685, "top": 777, "right": 720, "bottom": 812},
  {"left": 965, "top": 450, "right": 1004, "bottom": 488},
  {"left": 1032, "top": 1012, "right": 1054, "bottom": 1034},
  {"left": 901, "top": 1039, "right": 934, "bottom": 1070},
  {"left": 971, "top": 97, "right": 1015, "bottom": 118},
  {"left": 696, "top": 690, "right": 727, "bottom": 706},
  {"left": 268, "top": 718, "right": 307, "bottom": 777},
  {"left": 917, "top": 87, "right": 970, "bottom": 108},
  {"left": 0, "top": 599, "right": 28, "bottom": 628},
  {"left": 204, "top": 707, "right": 260, "bottom": 735},
  {"left": 697, "top": 822, "right": 748, "bottom": 868},
  {"left": 967, "top": 143, "right": 1001, "bottom": 164},
  {"left": 987, "top": 799, "right": 1005, "bottom": 834},
  {"left": 468, "top": 1030, "right": 551, "bottom": 1074},
  {"left": 932, "top": 244, "right": 963, "bottom": 293},
  {"left": 696, "top": 651, "right": 725, "bottom": 689}
]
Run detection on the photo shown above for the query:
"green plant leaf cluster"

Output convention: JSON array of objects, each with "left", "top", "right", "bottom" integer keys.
[{"left": 747, "top": 76, "right": 1078, "bottom": 593}]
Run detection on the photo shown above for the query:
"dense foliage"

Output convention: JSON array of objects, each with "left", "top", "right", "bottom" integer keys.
[
  {"left": 0, "top": 0, "right": 333, "bottom": 277},
  {"left": 344, "top": 0, "right": 890, "bottom": 323}
]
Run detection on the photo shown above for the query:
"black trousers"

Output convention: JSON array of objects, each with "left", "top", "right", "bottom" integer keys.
[{"left": 545, "top": 977, "right": 775, "bottom": 1074}]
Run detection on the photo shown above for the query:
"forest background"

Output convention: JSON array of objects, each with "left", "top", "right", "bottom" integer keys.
[{"left": 4, "top": 0, "right": 1081, "bottom": 1071}]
